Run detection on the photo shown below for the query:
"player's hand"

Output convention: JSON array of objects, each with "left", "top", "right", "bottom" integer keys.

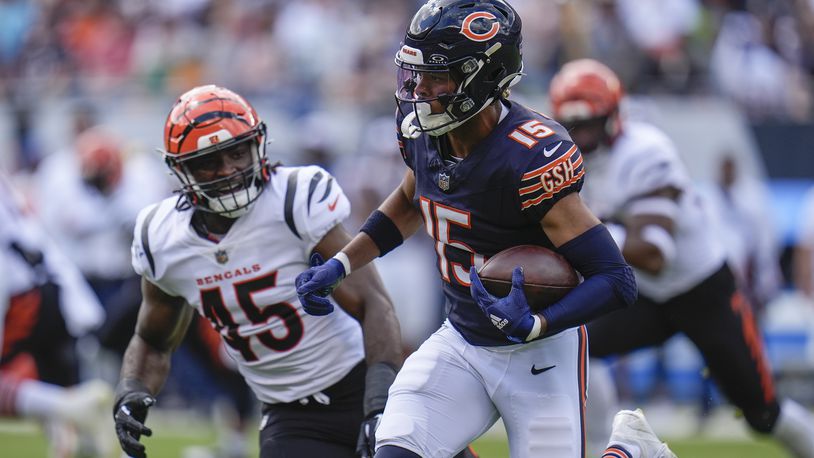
[
  {"left": 356, "top": 412, "right": 382, "bottom": 458},
  {"left": 295, "top": 253, "right": 346, "bottom": 315},
  {"left": 469, "top": 266, "right": 535, "bottom": 343},
  {"left": 113, "top": 390, "right": 155, "bottom": 458}
]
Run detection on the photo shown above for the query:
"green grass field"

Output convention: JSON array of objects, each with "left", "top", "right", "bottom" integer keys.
[{"left": 0, "top": 418, "right": 793, "bottom": 458}]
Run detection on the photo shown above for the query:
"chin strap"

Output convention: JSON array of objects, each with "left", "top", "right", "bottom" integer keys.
[{"left": 400, "top": 111, "right": 422, "bottom": 139}]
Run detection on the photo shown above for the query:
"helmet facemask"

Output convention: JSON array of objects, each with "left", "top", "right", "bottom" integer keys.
[
  {"left": 549, "top": 59, "right": 625, "bottom": 152},
  {"left": 559, "top": 115, "right": 614, "bottom": 154},
  {"left": 396, "top": 42, "right": 522, "bottom": 138},
  {"left": 394, "top": 0, "right": 524, "bottom": 139},
  {"left": 164, "top": 124, "right": 268, "bottom": 218},
  {"left": 396, "top": 66, "right": 461, "bottom": 137}
]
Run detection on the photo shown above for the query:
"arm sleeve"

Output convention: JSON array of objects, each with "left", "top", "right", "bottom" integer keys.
[{"left": 541, "top": 224, "right": 637, "bottom": 335}]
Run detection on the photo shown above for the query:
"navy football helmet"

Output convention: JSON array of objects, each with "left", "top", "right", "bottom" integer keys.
[{"left": 396, "top": 0, "right": 523, "bottom": 138}]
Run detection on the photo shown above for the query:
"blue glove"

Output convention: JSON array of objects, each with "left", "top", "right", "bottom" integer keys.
[
  {"left": 469, "top": 266, "right": 536, "bottom": 343},
  {"left": 295, "top": 253, "right": 346, "bottom": 316}
]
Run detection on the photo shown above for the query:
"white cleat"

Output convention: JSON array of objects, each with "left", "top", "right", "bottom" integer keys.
[
  {"left": 54, "top": 379, "right": 116, "bottom": 457},
  {"left": 607, "top": 409, "right": 677, "bottom": 458}
]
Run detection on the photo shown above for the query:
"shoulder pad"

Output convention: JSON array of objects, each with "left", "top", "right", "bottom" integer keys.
[{"left": 280, "top": 166, "right": 350, "bottom": 247}]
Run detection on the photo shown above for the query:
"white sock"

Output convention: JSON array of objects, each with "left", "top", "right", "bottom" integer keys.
[
  {"left": 588, "top": 358, "right": 620, "bottom": 456},
  {"left": 16, "top": 379, "right": 66, "bottom": 419},
  {"left": 773, "top": 398, "right": 814, "bottom": 458}
]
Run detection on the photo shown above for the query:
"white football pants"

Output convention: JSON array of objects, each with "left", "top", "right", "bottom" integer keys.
[{"left": 376, "top": 320, "right": 588, "bottom": 458}]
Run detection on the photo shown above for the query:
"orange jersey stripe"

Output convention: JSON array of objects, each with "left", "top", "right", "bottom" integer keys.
[
  {"left": 602, "top": 448, "right": 631, "bottom": 458},
  {"left": 2, "top": 289, "right": 41, "bottom": 359},
  {"left": 730, "top": 291, "right": 775, "bottom": 403},
  {"left": 521, "top": 145, "right": 578, "bottom": 181},
  {"left": 520, "top": 169, "right": 585, "bottom": 210},
  {"left": 578, "top": 325, "right": 588, "bottom": 458}
]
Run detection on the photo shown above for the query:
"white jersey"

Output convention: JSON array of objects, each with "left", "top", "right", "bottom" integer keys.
[
  {"left": 580, "top": 122, "right": 726, "bottom": 302},
  {"left": 131, "top": 166, "right": 364, "bottom": 404},
  {"left": 0, "top": 176, "right": 104, "bottom": 336},
  {"left": 35, "top": 150, "right": 172, "bottom": 280}
]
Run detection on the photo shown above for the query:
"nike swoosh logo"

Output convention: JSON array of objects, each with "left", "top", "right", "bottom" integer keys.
[
  {"left": 543, "top": 141, "right": 563, "bottom": 157},
  {"left": 531, "top": 364, "right": 556, "bottom": 375},
  {"left": 327, "top": 195, "right": 340, "bottom": 211}
]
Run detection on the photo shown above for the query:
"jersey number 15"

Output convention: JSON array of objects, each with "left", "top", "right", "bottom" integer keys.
[{"left": 420, "top": 197, "right": 485, "bottom": 287}]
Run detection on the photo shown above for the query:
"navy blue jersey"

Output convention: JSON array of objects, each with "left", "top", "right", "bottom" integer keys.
[{"left": 397, "top": 101, "right": 586, "bottom": 346}]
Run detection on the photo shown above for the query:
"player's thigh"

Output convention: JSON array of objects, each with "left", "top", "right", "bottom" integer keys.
[
  {"left": 668, "top": 265, "right": 777, "bottom": 420},
  {"left": 587, "top": 294, "right": 675, "bottom": 358},
  {"left": 490, "top": 326, "right": 588, "bottom": 458},
  {"left": 31, "top": 282, "right": 79, "bottom": 385},
  {"left": 259, "top": 364, "right": 365, "bottom": 456},
  {"left": 376, "top": 323, "right": 499, "bottom": 458},
  {"left": 259, "top": 405, "right": 359, "bottom": 457},
  {"left": 260, "top": 435, "right": 356, "bottom": 458}
]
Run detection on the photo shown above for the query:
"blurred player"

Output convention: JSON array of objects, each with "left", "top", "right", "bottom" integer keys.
[
  {"left": 35, "top": 126, "right": 172, "bottom": 360},
  {"left": 549, "top": 58, "right": 814, "bottom": 458},
  {"left": 0, "top": 172, "right": 113, "bottom": 457},
  {"left": 113, "top": 85, "right": 403, "bottom": 458},
  {"left": 35, "top": 124, "right": 254, "bottom": 456},
  {"left": 296, "top": 1, "right": 640, "bottom": 457}
]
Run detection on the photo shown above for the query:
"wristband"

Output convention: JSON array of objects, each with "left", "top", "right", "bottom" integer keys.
[
  {"left": 360, "top": 210, "right": 404, "bottom": 257},
  {"left": 332, "top": 251, "right": 352, "bottom": 276},
  {"left": 525, "top": 314, "right": 542, "bottom": 342}
]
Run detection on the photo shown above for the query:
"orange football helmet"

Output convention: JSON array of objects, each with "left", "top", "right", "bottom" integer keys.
[
  {"left": 549, "top": 59, "right": 623, "bottom": 123},
  {"left": 76, "top": 127, "right": 123, "bottom": 195},
  {"left": 161, "top": 85, "right": 269, "bottom": 217}
]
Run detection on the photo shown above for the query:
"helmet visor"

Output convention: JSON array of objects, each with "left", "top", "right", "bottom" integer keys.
[{"left": 396, "top": 67, "right": 457, "bottom": 105}]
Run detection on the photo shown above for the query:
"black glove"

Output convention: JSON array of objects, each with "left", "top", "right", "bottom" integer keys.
[
  {"left": 113, "top": 380, "right": 155, "bottom": 458},
  {"left": 356, "top": 412, "right": 382, "bottom": 458}
]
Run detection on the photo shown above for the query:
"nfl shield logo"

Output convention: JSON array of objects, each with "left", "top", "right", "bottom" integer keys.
[
  {"left": 438, "top": 172, "right": 450, "bottom": 191},
  {"left": 215, "top": 249, "right": 229, "bottom": 264}
]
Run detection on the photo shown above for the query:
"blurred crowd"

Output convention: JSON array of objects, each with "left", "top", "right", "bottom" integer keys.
[
  {"left": 2, "top": 0, "right": 814, "bottom": 169},
  {"left": 2, "top": 0, "right": 814, "bottom": 456}
]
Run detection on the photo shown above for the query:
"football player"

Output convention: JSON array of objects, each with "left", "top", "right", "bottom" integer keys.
[
  {"left": 113, "top": 85, "right": 403, "bottom": 458},
  {"left": 549, "top": 58, "right": 814, "bottom": 457},
  {"left": 296, "top": 1, "right": 645, "bottom": 457},
  {"left": 0, "top": 171, "right": 113, "bottom": 456}
]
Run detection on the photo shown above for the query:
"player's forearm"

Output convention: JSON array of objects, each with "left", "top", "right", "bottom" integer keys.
[
  {"left": 333, "top": 262, "right": 402, "bottom": 367},
  {"left": 359, "top": 287, "right": 403, "bottom": 369},
  {"left": 621, "top": 237, "right": 667, "bottom": 274},
  {"left": 119, "top": 335, "right": 172, "bottom": 395},
  {"left": 793, "top": 246, "right": 814, "bottom": 298},
  {"left": 544, "top": 224, "right": 637, "bottom": 335}
]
